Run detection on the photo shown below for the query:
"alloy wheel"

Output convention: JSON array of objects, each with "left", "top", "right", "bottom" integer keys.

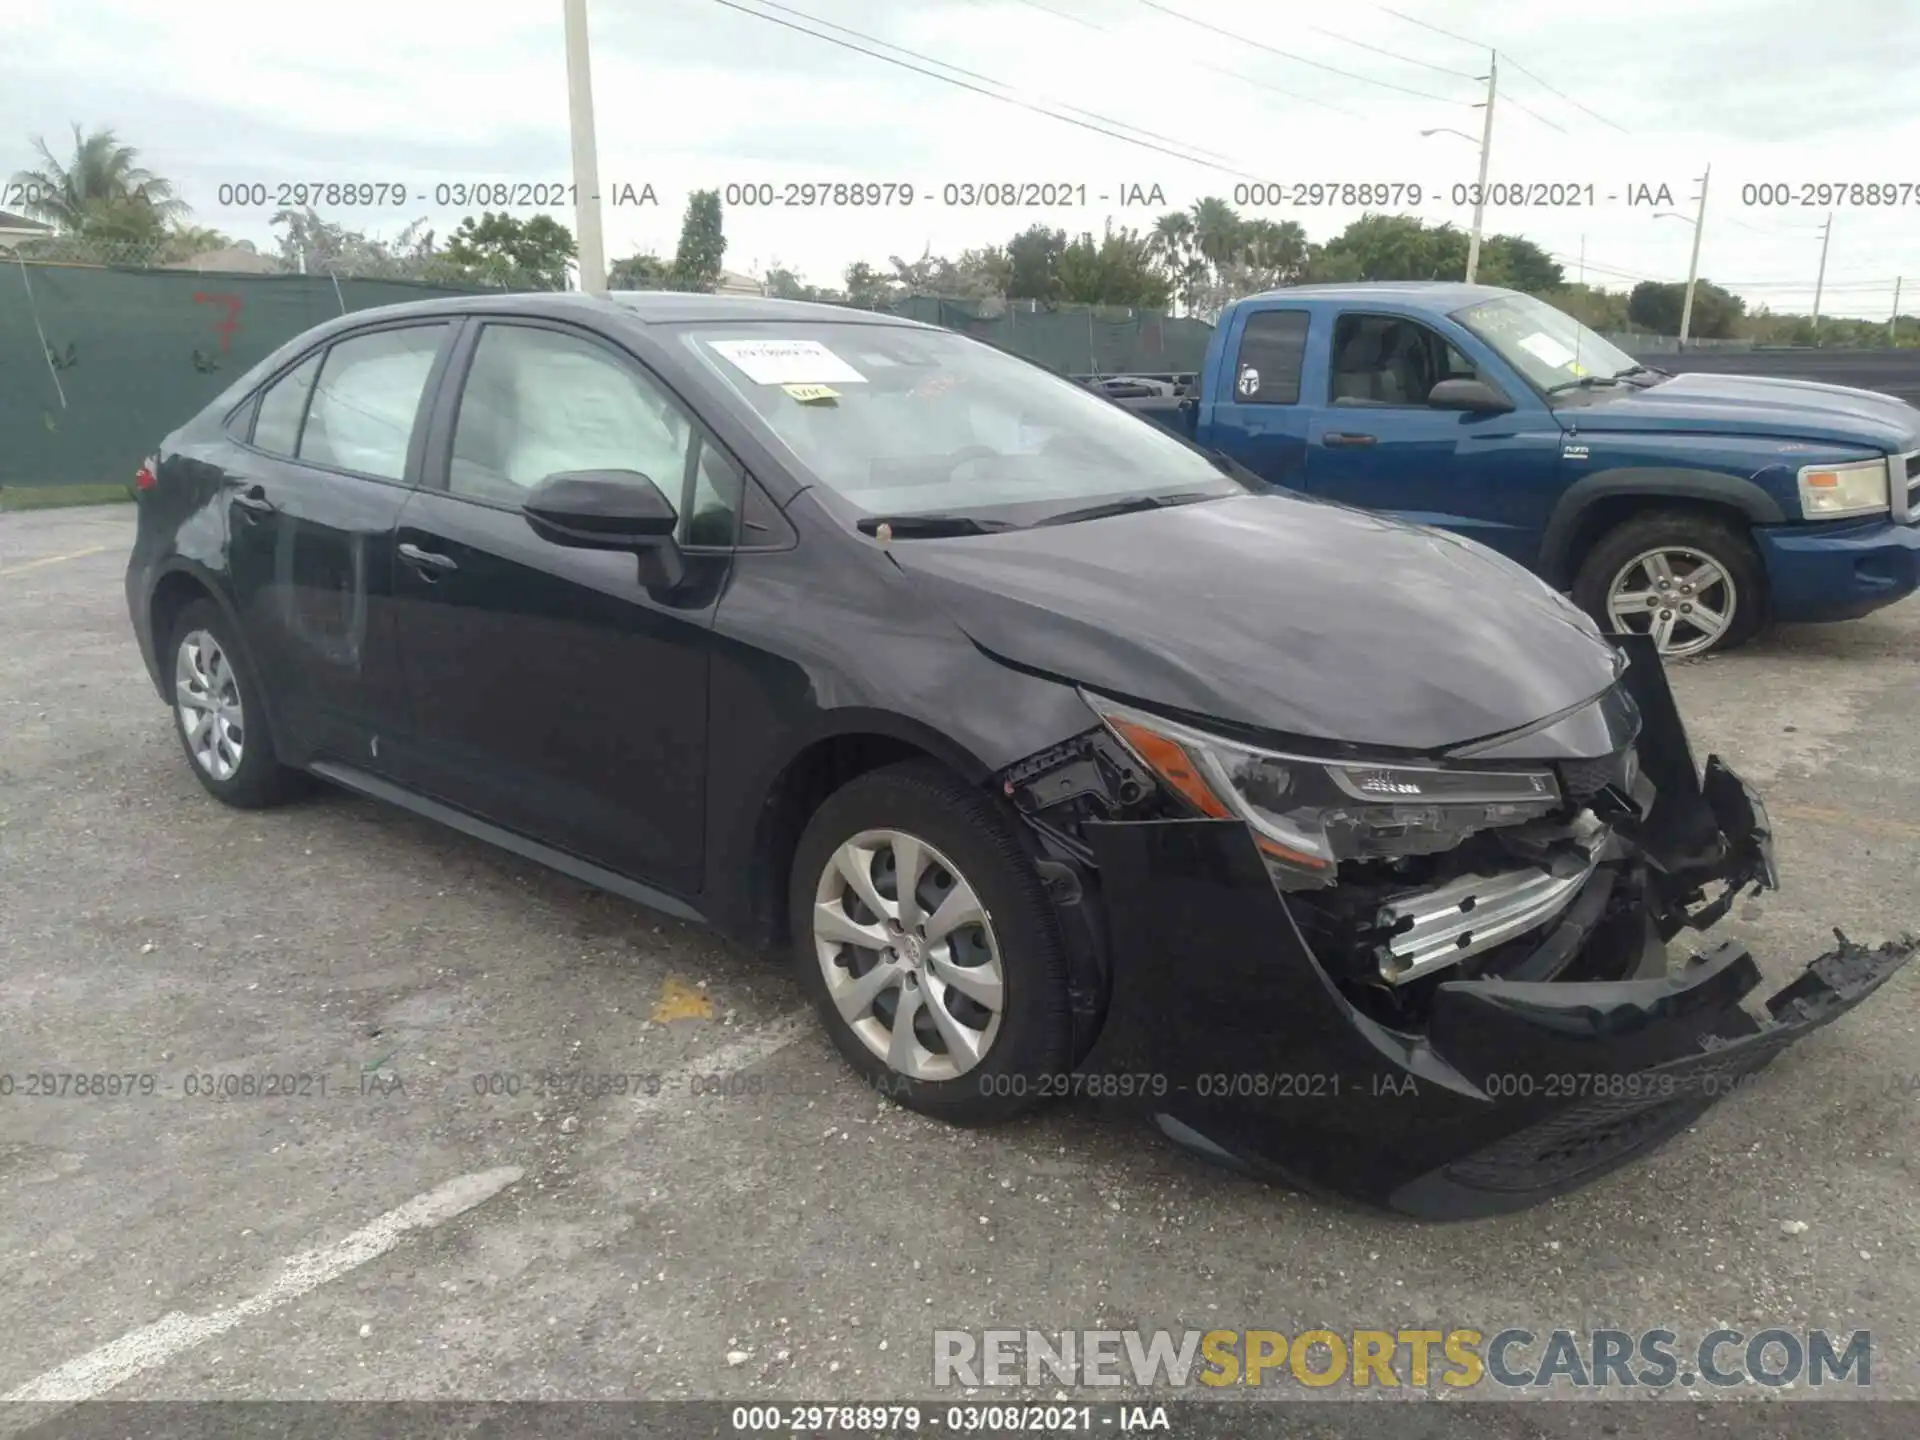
[
  {"left": 1604, "top": 546, "right": 1738, "bottom": 659},
  {"left": 175, "top": 629, "right": 246, "bottom": 780},
  {"left": 812, "top": 828, "right": 1005, "bottom": 1081}
]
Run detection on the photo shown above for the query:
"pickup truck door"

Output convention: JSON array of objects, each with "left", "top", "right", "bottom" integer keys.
[
  {"left": 1199, "top": 307, "right": 1313, "bottom": 491},
  {"left": 1299, "top": 310, "right": 1567, "bottom": 566}
]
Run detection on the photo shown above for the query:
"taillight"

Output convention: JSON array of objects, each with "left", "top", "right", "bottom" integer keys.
[{"left": 134, "top": 456, "right": 158, "bottom": 492}]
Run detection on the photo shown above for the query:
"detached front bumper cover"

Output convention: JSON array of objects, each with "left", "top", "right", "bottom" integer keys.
[{"left": 1071, "top": 637, "right": 1916, "bottom": 1219}]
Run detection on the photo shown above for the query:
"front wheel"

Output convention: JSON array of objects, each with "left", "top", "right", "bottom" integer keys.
[
  {"left": 789, "top": 760, "right": 1073, "bottom": 1125},
  {"left": 1572, "top": 511, "right": 1768, "bottom": 659}
]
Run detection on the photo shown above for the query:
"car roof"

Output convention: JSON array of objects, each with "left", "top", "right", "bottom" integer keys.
[
  {"left": 307, "top": 290, "right": 930, "bottom": 329},
  {"left": 1241, "top": 282, "right": 1517, "bottom": 310}
]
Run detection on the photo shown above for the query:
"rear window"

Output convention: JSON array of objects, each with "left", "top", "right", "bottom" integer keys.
[{"left": 1231, "top": 310, "right": 1308, "bottom": 404}]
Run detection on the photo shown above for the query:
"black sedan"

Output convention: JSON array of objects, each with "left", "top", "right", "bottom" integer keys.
[{"left": 125, "top": 291, "right": 1913, "bottom": 1218}]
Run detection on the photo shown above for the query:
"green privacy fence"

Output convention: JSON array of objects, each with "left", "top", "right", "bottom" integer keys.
[
  {"left": 871, "top": 295, "right": 1214, "bottom": 377},
  {"left": 0, "top": 264, "right": 1219, "bottom": 488},
  {"left": 0, "top": 265, "right": 479, "bottom": 488}
]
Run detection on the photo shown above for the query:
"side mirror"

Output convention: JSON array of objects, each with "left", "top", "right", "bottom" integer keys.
[
  {"left": 522, "top": 469, "right": 684, "bottom": 588},
  {"left": 1427, "top": 377, "right": 1513, "bottom": 414},
  {"left": 522, "top": 470, "right": 678, "bottom": 548}
]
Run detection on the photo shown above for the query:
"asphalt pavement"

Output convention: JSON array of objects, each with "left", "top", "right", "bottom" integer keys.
[{"left": 2, "top": 506, "right": 1917, "bottom": 1414}]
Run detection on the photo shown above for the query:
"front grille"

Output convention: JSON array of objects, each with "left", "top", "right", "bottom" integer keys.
[{"left": 1442, "top": 1032, "right": 1795, "bottom": 1193}]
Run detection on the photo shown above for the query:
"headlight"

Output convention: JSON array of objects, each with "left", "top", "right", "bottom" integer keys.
[
  {"left": 1798, "top": 457, "right": 1889, "bottom": 518},
  {"left": 1086, "top": 692, "right": 1562, "bottom": 891}
]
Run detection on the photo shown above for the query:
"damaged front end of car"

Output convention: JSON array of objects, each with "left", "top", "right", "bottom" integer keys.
[{"left": 994, "top": 633, "right": 1915, "bottom": 1219}]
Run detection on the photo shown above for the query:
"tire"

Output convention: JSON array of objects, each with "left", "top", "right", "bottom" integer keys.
[
  {"left": 789, "top": 759, "right": 1073, "bottom": 1125},
  {"left": 1571, "top": 510, "right": 1768, "bottom": 659},
  {"left": 165, "top": 597, "right": 309, "bottom": 808}
]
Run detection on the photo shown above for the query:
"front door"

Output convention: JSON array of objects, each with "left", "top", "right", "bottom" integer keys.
[
  {"left": 387, "top": 319, "right": 742, "bottom": 894},
  {"left": 223, "top": 321, "right": 454, "bottom": 767},
  {"left": 1301, "top": 312, "right": 1564, "bottom": 565}
]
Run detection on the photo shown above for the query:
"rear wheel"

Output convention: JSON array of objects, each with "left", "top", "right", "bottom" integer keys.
[
  {"left": 1572, "top": 511, "right": 1767, "bottom": 659},
  {"left": 789, "top": 760, "right": 1072, "bottom": 1124},
  {"left": 167, "top": 598, "right": 308, "bottom": 808}
]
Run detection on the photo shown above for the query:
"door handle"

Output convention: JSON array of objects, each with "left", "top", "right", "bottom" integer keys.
[
  {"left": 398, "top": 542, "right": 458, "bottom": 576},
  {"left": 232, "top": 484, "right": 276, "bottom": 516},
  {"left": 1322, "top": 432, "right": 1378, "bottom": 447}
]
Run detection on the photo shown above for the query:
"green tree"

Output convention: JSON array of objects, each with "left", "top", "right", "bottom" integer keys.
[
  {"left": 8, "top": 123, "right": 188, "bottom": 236},
  {"left": 843, "top": 261, "right": 897, "bottom": 308},
  {"left": 1481, "top": 233, "right": 1562, "bottom": 293},
  {"left": 269, "top": 207, "right": 437, "bottom": 277},
  {"left": 671, "top": 189, "right": 726, "bottom": 293},
  {"left": 1054, "top": 223, "right": 1172, "bottom": 307},
  {"left": 1311, "top": 214, "right": 1475, "bottom": 282},
  {"left": 764, "top": 265, "right": 826, "bottom": 300},
  {"left": 1005, "top": 224, "right": 1068, "bottom": 301},
  {"left": 1627, "top": 279, "right": 1744, "bottom": 339},
  {"left": 609, "top": 251, "right": 674, "bottom": 289},
  {"left": 437, "top": 211, "right": 576, "bottom": 289},
  {"left": 1147, "top": 209, "right": 1205, "bottom": 314}
]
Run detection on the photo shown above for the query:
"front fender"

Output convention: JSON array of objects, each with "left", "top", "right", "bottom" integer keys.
[{"left": 1539, "top": 466, "right": 1788, "bottom": 585}]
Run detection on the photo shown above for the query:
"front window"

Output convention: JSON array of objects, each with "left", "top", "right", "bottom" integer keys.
[
  {"left": 678, "top": 322, "right": 1240, "bottom": 524},
  {"left": 1451, "top": 293, "right": 1640, "bottom": 396}
]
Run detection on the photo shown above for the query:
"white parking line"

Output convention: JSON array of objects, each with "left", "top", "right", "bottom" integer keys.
[
  {"left": 627, "top": 1008, "right": 816, "bottom": 1118},
  {"left": 1, "top": 1165, "right": 525, "bottom": 1404},
  {"left": 1, "top": 1009, "right": 821, "bottom": 1407}
]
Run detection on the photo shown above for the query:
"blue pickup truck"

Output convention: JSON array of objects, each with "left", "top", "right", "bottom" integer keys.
[{"left": 1116, "top": 283, "right": 1920, "bottom": 657}]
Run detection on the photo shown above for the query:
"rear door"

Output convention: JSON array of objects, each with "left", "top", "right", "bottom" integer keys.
[
  {"left": 385, "top": 318, "right": 737, "bottom": 893},
  {"left": 224, "top": 320, "right": 456, "bottom": 767},
  {"left": 1202, "top": 306, "right": 1313, "bottom": 490},
  {"left": 1301, "top": 311, "right": 1566, "bottom": 564}
]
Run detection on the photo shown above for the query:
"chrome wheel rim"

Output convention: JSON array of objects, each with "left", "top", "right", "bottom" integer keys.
[
  {"left": 174, "top": 629, "right": 245, "bottom": 780},
  {"left": 1604, "top": 546, "right": 1736, "bottom": 659},
  {"left": 812, "top": 829, "right": 1004, "bottom": 1081}
]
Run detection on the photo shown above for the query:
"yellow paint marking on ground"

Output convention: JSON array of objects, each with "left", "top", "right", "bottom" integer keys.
[
  {"left": 0, "top": 544, "right": 113, "bottom": 578},
  {"left": 652, "top": 975, "right": 716, "bottom": 1022},
  {"left": 1774, "top": 803, "right": 1920, "bottom": 843}
]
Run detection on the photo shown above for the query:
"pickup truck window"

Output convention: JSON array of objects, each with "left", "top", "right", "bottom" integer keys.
[
  {"left": 1452, "top": 292, "right": 1639, "bottom": 395},
  {"left": 1328, "top": 314, "right": 1470, "bottom": 408},
  {"left": 681, "top": 322, "right": 1238, "bottom": 523},
  {"left": 1232, "top": 310, "right": 1309, "bottom": 404}
]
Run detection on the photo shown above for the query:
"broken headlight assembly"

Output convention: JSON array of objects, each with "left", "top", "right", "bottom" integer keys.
[{"left": 1085, "top": 691, "right": 1563, "bottom": 891}]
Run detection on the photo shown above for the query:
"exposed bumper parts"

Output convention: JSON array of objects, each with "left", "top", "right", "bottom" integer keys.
[{"left": 1058, "top": 637, "right": 1914, "bottom": 1218}]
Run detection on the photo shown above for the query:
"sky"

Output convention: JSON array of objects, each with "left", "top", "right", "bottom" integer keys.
[{"left": 4, "top": 0, "right": 1917, "bottom": 320}]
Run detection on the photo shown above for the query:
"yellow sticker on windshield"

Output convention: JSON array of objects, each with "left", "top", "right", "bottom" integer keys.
[
  {"left": 1568, "top": 361, "right": 1589, "bottom": 377},
  {"left": 783, "top": 383, "right": 840, "bottom": 404}
]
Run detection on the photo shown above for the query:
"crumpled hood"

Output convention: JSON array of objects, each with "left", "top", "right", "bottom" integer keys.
[
  {"left": 1573, "top": 372, "right": 1920, "bottom": 451},
  {"left": 884, "top": 492, "right": 1623, "bottom": 752}
]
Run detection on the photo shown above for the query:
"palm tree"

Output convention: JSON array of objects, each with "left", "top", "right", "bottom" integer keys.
[
  {"left": 9, "top": 124, "right": 190, "bottom": 235},
  {"left": 1148, "top": 211, "right": 1200, "bottom": 314},
  {"left": 1187, "top": 197, "right": 1243, "bottom": 280}
]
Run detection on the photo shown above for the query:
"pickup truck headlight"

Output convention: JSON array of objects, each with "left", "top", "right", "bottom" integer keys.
[
  {"left": 1086, "top": 693, "right": 1562, "bottom": 891},
  {"left": 1798, "top": 458, "right": 1889, "bottom": 518}
]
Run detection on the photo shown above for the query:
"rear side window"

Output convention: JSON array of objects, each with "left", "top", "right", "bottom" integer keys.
[
  {"left": 250, "top": 353, "right": 321, "bottom": 456},
  {"left": 298, "top": 325, "right": 447, "bottom": 481},
  {"left": 1231, "top": 310, "right": 1309, "bottom": 405}
]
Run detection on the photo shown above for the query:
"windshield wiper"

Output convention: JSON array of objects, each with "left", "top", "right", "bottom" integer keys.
[
  {"left": 1611, "top": 363, "right": 1669, "bottom": 384},
  {"left": 1030, "top": 490, "right": 1221, "bottom": 528},
  {"left": 1544, "top": 374, "right": 1628, "bottom": 396},
  {"left": 856, "top": 512, "right": 1018, "bottom": 538}
]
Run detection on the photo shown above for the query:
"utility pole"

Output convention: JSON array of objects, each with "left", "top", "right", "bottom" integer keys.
[
  {"left": 1677, "top": 163, "right": 1710, "bottom": 348},
  {"left": 563, "top": 0, "right": 607, "bottom": 295},
  {"left": 1578, "top": 233, "right": 1585, "bottom": 286},
  {"left": 1892, "top": 276, "right": 1903, "bottom": 347},
  {"left": 1811, "top": 211, "right": 1833, "bottom": 340},
  {"left": 1465, "top": 50, "right": 1497, "bottom": 284}
]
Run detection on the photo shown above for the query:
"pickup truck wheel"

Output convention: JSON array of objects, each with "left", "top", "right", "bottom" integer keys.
[
  {"left": 1572, "top": 513, "right": 1766, "bottom": 659},
  {"left": 789, "top": 760, "right": 1073, "bottom": 1125}
]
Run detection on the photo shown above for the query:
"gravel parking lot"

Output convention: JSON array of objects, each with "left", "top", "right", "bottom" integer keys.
[{"left": 2, "top": 505, "right": 1918, "bottom": 1414}]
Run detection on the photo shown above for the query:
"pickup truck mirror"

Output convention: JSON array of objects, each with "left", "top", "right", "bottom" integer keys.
[{"left": 1427, "top": 378, "right": 1514, "bottom": 414}]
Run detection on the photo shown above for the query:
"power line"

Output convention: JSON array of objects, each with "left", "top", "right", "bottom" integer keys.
[
  {"left": 998, "top": 0, "right": 1362, "bottom": 117},
  {"left": 1500, "top": 94, "right": 1568, "bottom": 134},
  {"left": 707, "top": 0, "right": 1263, "bottom": 180},
  {"left": 744, "top": 0, "right": 1246, "bottom": 168},
  {"left": 1372, "top": 5, "right": 1631, "bottom": 134},
  {"left": 1131, "top": 0, "right": 1465, "bottom": 104},
  {"left": 1297, "top": 22, "right": 1477, "bottom": 80}
]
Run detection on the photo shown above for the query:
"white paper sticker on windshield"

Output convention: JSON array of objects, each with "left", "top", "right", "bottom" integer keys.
[
  {"left": 708, "top": 339, "right": 867, "bottom": 386},
  {"left": 1516, "top": 332, "right": 1578, "bottom": 369}
]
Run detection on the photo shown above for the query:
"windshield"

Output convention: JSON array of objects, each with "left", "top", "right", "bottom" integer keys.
[
  {"left": 1451, "top": 293, "right": 1641, "bottom": 395},
  {"left": 678, "top": 321, "right": 1240, "bottom": 523}
]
